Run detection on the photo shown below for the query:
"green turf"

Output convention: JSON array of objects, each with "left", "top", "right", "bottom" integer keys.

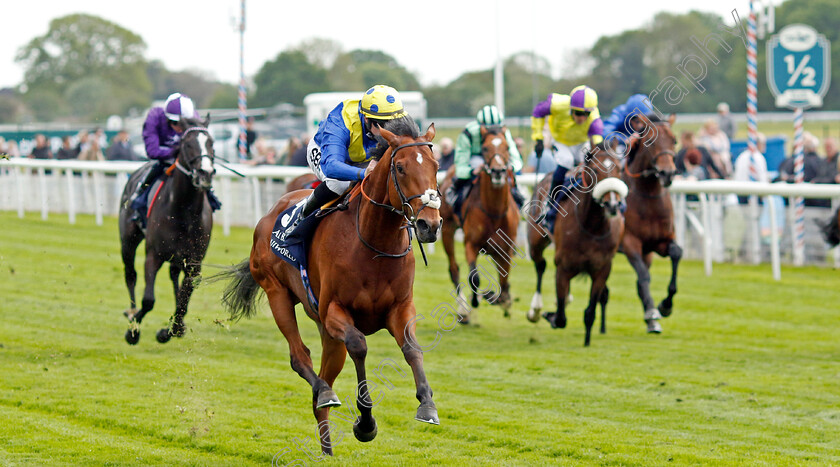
[{"left": 1, "top": 211, "right": 838, "bottom": 466}]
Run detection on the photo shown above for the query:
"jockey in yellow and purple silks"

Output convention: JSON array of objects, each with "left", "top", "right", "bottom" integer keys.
[
  {"left": 285, "top": 85, "right": 409, "bottom": 231},
  {"left": 531, "top": 85, "right": 604, "bottom": 204}
]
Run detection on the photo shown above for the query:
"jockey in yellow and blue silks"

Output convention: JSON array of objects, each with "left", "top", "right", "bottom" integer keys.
[
  {"left": 447, "top": 105, "right": 524, "bottom": 216},
  {"left": 286, "top": 85, "right": 408, "bottom": 230},
  {"left": 531, "top": 85, "right": 604, "bottom": 206}
]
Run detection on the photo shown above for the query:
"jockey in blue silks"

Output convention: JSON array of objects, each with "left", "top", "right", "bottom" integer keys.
[
  {"left": 284, "top": 84, "right": 409, "bottom": 232},
  {"left": 602, "top": 93, "right": 656, "bottom": 141}
]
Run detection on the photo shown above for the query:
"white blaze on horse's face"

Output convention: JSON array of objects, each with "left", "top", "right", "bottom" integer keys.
[
  {"left": 196, "top": 133, "right": 213, "bottom": 172},
  {"left": 416, "top": 152, "right": 423, "bottom": 164}
]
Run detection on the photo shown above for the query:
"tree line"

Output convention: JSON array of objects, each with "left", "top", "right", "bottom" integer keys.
[{"left": 1, "top": 0, "right": 836, "bottom": 124}]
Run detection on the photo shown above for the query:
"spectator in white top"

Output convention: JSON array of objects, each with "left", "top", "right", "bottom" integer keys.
[{"left": 733, "top": 133, "right": 769, "bottom": 183}]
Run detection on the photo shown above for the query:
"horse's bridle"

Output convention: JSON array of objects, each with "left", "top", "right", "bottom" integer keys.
[
  {"left": 479, "top": 136, "right": 512, "bottom": 180},
  {"left": 358, "top": 141, "right": 441, "bottom": 262},
  {"left": 623, "top": 149, "right": 675, "bottom": 180},
  {"left": 173, "top": 127, "right": 215, "bottom": 188}
]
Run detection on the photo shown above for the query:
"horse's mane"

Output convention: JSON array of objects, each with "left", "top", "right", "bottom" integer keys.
[{"left": 370, "top": 115, "right": 420, "bottom": 160}]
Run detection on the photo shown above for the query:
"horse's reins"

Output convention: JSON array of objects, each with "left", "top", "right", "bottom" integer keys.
[
  {"left": 358, "top": 141, "right": 441, "bottom": 265},
  {"left": 172, "top": 127, "right": 215, "bottom": 182}
]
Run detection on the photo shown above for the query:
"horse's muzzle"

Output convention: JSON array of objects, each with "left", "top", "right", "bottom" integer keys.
[
  {"left": 415, "top": 217, "right": 441, "bottom": 243},
  {"left": 658, "top": 170, "right": 675, "bottom": 188},
  {"left": 193, "top": 170, "right": 214, "bottom": 190}
]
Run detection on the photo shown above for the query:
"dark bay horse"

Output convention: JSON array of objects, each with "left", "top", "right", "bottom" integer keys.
[
  {"left": 526, "top": 144, "right": 628, "bottom": 346},
  {"left": 439, "top": 126, "right": 519, "bottom": 321},
  {"left": 119, "top": 117, "right": 216, "bottom": 344},
  {"left": 219, "top": 122, "right": 442, "bottom": 456},
  {"left": 620, "top": 115, "right": 680, "bottom": 334}
]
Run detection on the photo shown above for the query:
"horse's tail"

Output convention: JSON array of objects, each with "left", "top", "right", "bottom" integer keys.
[{"left": 218, "top": 258, "right": 263, "bottom": 321}]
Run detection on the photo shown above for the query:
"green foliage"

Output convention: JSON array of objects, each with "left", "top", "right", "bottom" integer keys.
[
  {"left": 15, "top": 13, "right": 152, "bottom": 121},
  {"left": 252, "top": 50, "right": 329, "bottom": 107},
  {"left": 1, "top": 211, "right": 840, "bottom": 465},
  {"left": 207, "top": 83, "right": 240, "bottom": 109},
  {"left": 329, "top": 49, "right": 421, "bottom": 92},
  {"left": 0, "top": 94, "right": 24, "bottom": 123}
]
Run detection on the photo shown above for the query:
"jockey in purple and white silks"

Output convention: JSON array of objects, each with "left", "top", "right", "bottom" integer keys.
[{"left": 129, "top": 93, "right": 219, "bottom": 224}]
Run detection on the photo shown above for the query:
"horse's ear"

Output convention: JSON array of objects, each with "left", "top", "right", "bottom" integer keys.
[
  {"left": 203, "top": 113, "right": 211, "bottom": 127},
  {"left": 479, "top": 125, "right": 487, "bottom": 139},
  {"left": 423, "top": 123, "right": 436, "bottom": 143},
  {"left": 373, "top": 124, "right": 401, "bottom": 147},
  {"left": 668, "top": 113, "right": 677, "bottom": 126}
]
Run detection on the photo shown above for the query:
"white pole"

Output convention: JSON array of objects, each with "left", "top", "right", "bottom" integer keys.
[
  {"left": 65, "top": 169, "right": 76, "bottom": 225},
  {"left": 93, "top": 170, "right": 104, "bottom": 226},
  {"left": 494, "top": 0, "right": 505, "bottom": 116},
  {"left": 767, "top": 195, "right": 781, "bottom": 280},
  {"left": 38, "top": 167, "right": 48, "bottom": 220},
  {"left": 221, "top": 176, "right": 232, "bottom": 236},
  {"left": 700, "top": 193, "right": 713, "bottom": 276}
]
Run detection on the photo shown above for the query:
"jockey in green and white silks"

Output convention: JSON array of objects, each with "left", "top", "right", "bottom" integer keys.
[{"left": 447, "top": 105, "right": 524, "bottom": 216}]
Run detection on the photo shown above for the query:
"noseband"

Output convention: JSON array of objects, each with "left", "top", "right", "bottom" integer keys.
[{"left": 623, "top": 149, "right": 675, "bottom": 179}]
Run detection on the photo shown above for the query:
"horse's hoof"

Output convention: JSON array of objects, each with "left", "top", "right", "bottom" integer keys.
[
  {"left": 542, "top": 312, "right": 566, "bottom": 329},
  {"left": 125, "top": 328, "right": 140, "bottom": 345},
  {"left": 156, "top": 328, "right": 172, "bottom": 343},
  {"left": 644, "top": 308, "right": 662, "bottom": 321},
  {"left": 658, "top": 302, "right": 673, "bottom": 318},
  {"left": 646, "top": 319, "right": 662, "bottom": 333},
  {"left": 316, "top": 388, "right": 341, "bottom": 409},
  {"left": 526, "top": 308, "right": 540, "bottom": 323},
  {"left": 353, "top": 417, "right": 378, "bottom": 442},
  {"left": 415, "top": 405, "right": 440, "bottom": 425},
  {"left": 171, "top": 322, "right": 186, "bottom": 338},
  {"left": 503, "top": 308, "right": 510, "bottom": 318}
]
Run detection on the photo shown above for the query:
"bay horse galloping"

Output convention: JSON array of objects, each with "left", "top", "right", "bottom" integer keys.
[
  {"left": 119, "top": 117, "right": 216, "bottom": 344},
  {"left": 621, "top": 115, "right": 680, "bottom": 334},
  {"left": 526, "top": 144, "right": 628, "bottom": 346},
  {"left": 219, "top": 122, "right": 441, "bottom": 456},
  {"left": 439, "top": 126, "right": 519, "bottom": 321}
]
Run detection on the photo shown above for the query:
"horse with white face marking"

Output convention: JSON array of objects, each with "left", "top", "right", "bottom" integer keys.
[
  {"left": 526, "top": 142, "right": 627, "bottom": 346},
  {"left": 439, "top": 126, "right": 520, "bottom": 321},
  {"left": 118, "top": 116, "right": 216, "bottom": 345}
]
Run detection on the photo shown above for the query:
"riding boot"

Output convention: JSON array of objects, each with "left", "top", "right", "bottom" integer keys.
[
  {"left": 129, "top": 162, "right": 165, "bottom": 215},
  {"left": 510, "top": 184, "right": 525, "bottom": 210},
  {"left": 288, "top": 182, "right": 339, "bottom": 233},
  {"left": 548, "top": 166, "right": 569, "bottom": 204},
  {"left": 207, "top": 189, "right": 222, "bottom": 211},
  {"left": 450, "top": 178, "right": 471, "bottom": 219}
]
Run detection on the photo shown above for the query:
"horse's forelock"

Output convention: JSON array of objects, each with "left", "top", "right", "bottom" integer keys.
[{"left": 371, "top": 115, "right": 420, "bottom": 160}]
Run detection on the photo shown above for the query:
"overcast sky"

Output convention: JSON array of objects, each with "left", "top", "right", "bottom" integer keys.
[{"left": 2, "top": 0, "right": 763, "bottom": 90}]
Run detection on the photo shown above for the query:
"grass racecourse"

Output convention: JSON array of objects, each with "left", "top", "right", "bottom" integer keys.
[{"left": 1, "top": 210, "right": 839, "bottom": 466}]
